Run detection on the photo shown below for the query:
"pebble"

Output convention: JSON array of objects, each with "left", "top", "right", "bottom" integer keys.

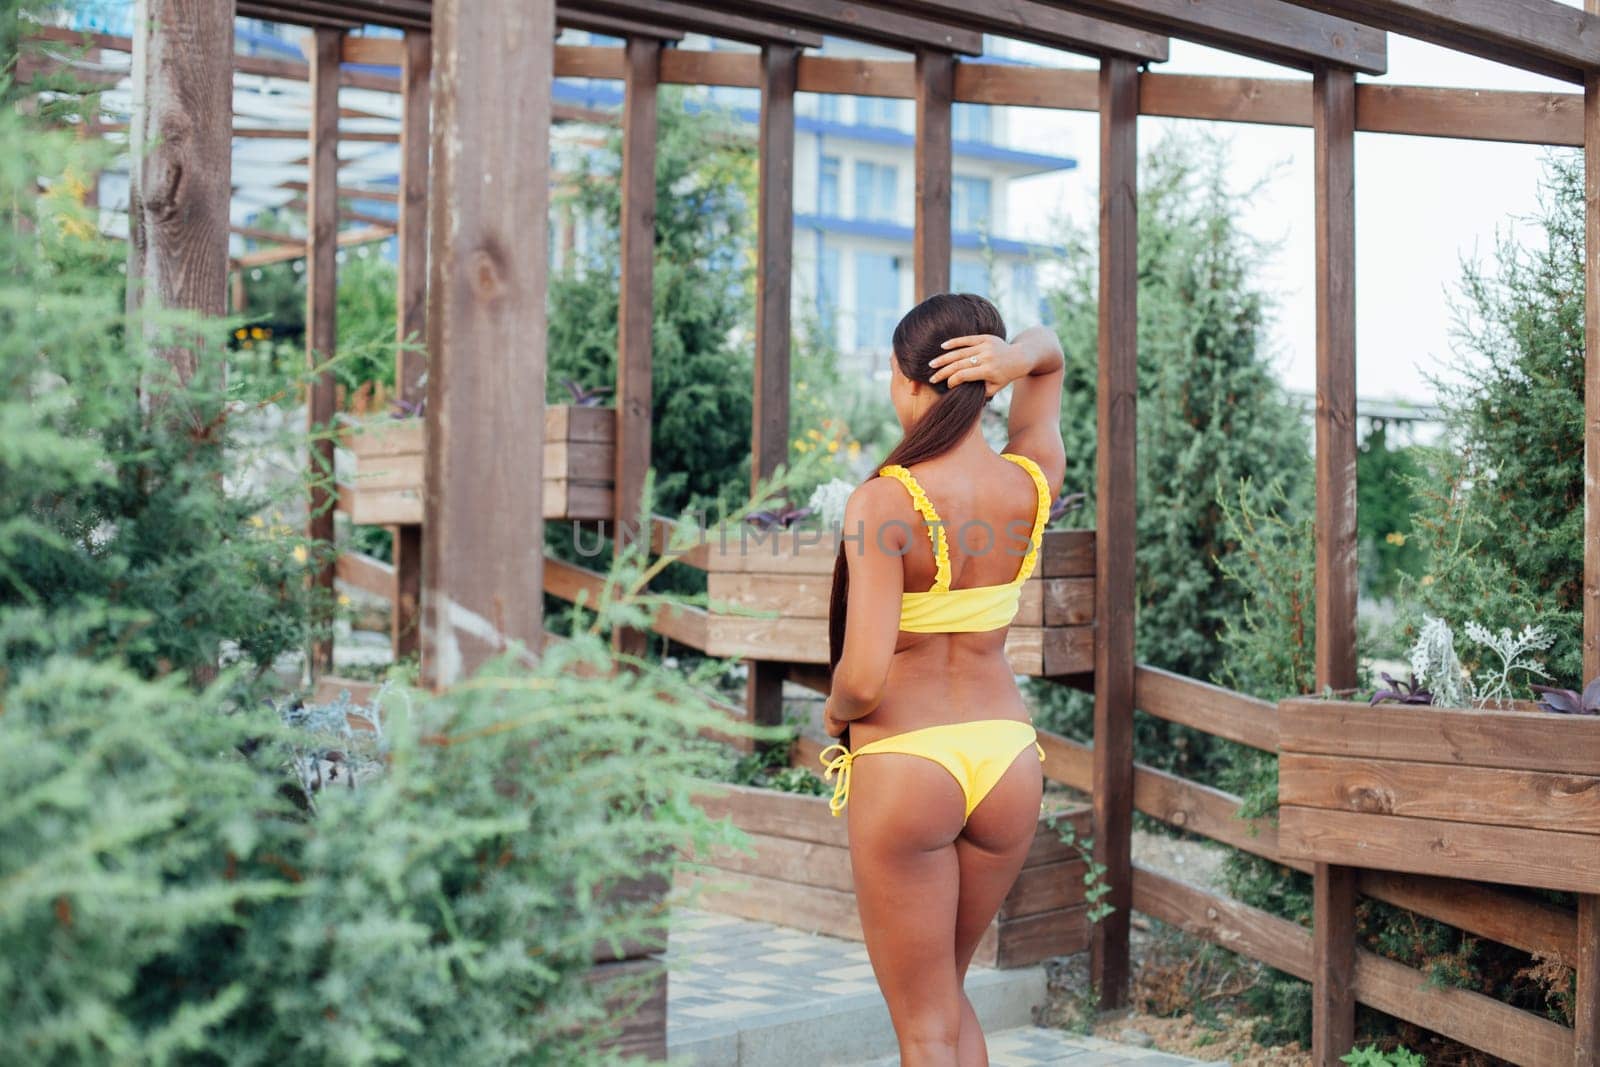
[{"left": 1119, "top": 1028, "right": 1155, "bottom": 1048}]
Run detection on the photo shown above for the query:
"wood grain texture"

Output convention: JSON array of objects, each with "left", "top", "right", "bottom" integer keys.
[
  {"left": 1134, "top": 665, "right": 1279, "bottom": 752},
  {"left": 613, "top": 36, "right": 659, "bottom": 661},
  {"left": 1277, "top": 0, "right": 1600, "bottom": 84},
  {"left": 1358, "top": 870, "right": 1580, "bottom": 969},
  {"left": 1280, "top": 806, "right": 1600, "bottom": 893},
  {"left": 1280, "top": 752, "right": 1600, "bottom": 834},
  {"left": 1579, "top": 892, "right": 1598, "bottom": 1066},
  {"left": 1312, "top": 862, "right": 1357, "bottom": 1066},
  {"left": 1133, "top": 865, "right": 1314, "bottom": 980},
  {"left": 914, "top": 49, "right": 954, "bottom": 300},
  {"left": 865, "top": 0, "right": 1166, "bottom": 62},
  {"left": 582, "top": 0, "right": 821, "bottom": 46},
  {"left": 1353, "top": 948, "right": 1575, "bottom": 1067},
  {"left": 1358, "top": 83, "right": 1582, "bottom": 146},
  {"left": 1043, "top": 0, "right": 1386, "bottom": 74},
  {"left": 748, "top": 42, "right": 799, "bottom": 737},
  {"left": 306, "top": 26, "right": 342, "bottom": 678},
  {"left": 1092, "top": 54, "right": 1139, "bottom": 1012},
  {"left": 392, "top": 30, "right": 429, "bottom": 665},
  {"left": 1313, "top": 65, "right": 1359, "bottom": 695},
  {"left": 1279, "top": 698, "right": 1600, "bottom": 775},
  {"left": 421, "top": 0, "right": 554, "bottom": 687},
  {"left": 1587, "top": 16, "right": 1600, "bottom": 697},
  {"left": 713, "top": 0, "right": 983, "bottom": 55},
  {"left": 125, "top": 0, "right": 235, "bottom": 382},
  {"left": 953, "top": 63, "right": 1097, "bottom": 110}
]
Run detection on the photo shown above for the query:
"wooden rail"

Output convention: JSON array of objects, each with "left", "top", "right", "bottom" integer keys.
[{"left": 25, "top": 30, "right": 1588, "bottom": 148}]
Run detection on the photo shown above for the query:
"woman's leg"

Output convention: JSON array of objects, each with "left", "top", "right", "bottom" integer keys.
[
  {"left": 951, "top": 749, "right": 1046, "bottom": 1067},
  {"left": 846, "top": 752, "right": 969, "bottom": 1066}
]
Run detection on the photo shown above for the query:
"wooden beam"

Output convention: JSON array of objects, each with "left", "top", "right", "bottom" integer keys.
[
  {"left": 306, "top": 27, "right": 342, "bottom": 680},
  {"left": 577, "top": 0, "right": 822, "bottom": 47},
  {"left": 392, "top": 29, "right": 429, "bottom": 666},
  {"left": 421, "top": 0, "right": 554, "bottom": 686},
  {"left": 1276, "top": 0, "right": 1600, "bottom": 85},
  {"left": 1091, "top": 54, "right": 1138, "bottom": 1012},
  {"left": 229, "top": 225, "right": 395, "bottom": 269},
  {"left": 1037, "top": 0, "right": 1386, "bottom": 74},
  {"left": 851, "top": 0, "right": 1168, "bottom": 63},
  {"left": 613, "top": 35, "right": 660, "bottom": 661},
  {"left": 1583, "top": 6, "right": 1600, "bottom": 1057},
  {"left": 747, "top": 42, "right": 799, "bottom": 740},
  {"left": 1310, "top": 62, "right": 1358, "bottom": 1067},
  {"left": 701, "top": 0, "right": 984, "bottom": 55},
  {"left": 126, "top": 0, "right": 235, "bottom": 386},
  {"left": 557, "top": 8, "right": 685, "bottom": 42},
  {"left": 913, "top": 49, "right": 954, "bottom": 299}
]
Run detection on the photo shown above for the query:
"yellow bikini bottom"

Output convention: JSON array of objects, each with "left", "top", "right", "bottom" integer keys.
[{"left": 818, "top": 719, "right": 1046, "bottom": 821}]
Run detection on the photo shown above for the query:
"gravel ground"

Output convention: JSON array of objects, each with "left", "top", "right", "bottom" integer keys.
[{"left": 1034, "top": 827, "right": 1311, "bottom": 1067}]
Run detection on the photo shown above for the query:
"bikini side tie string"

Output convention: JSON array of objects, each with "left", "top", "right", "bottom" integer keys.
[{"left": 818, "top": 742, "right": 854, "bottom": 818}]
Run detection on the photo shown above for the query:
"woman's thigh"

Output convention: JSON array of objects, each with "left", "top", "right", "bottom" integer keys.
[
  {"left": 951, "top": 750, "right": 1043, "bottom": 977},
  {"left": 846, "top": 752, "right": 969, "bottom": 1040}
]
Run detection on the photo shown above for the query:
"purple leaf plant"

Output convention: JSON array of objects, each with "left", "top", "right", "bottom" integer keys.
[
  {"left": 1531, "top": 679, "right": 1600, "bottom": 715},
  {"left": 1369, "top": 672, "right": 1433, "bottom": 707}
]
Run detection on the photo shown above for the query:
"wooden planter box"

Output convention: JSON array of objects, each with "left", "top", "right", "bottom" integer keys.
[
  {"left": 693, "top": 528, "right": 1096, "bottom": 676},
  {"left": 338, "top": 405, "right": 615, "bottom": 525},
  {"left": 1277, "top": 698, "right": 1600, "bottom": 893},
  {"left": 677, "top": 782, "right": 1093, "bottom": 969}
]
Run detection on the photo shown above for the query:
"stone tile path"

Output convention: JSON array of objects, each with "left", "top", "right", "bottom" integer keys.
[{"left": 664, "top": 909, "right": 1215, "bottom": 1066}]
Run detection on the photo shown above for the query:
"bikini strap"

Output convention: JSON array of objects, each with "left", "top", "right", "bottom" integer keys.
[
  {"left": 877, "top": 464, "right": 951, "bottom": 592},
  {"left": 1000, "top": 453, "right": 1052, "bottom": 585}
]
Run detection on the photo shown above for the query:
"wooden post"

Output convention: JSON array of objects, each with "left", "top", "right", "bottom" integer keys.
[
  {"left": 614, "top": 35, "right": 660, "bottom": 661},
  {"left": 1091, "top": 54, "right": 1138, "bottom": 1011},
  {"left": 914, "top": 49, "right": 954, "bottom": 299},
  {"left": 125, "top": 0, "right": 235, "bottom": 382},
  {"left": 1580, "top": 895, "right": 1599, "bottom": 1066},
  {"left": 748, "top": 43, "right": 798, "bottom": 735},
  {"left": 307, "top": 26, "right": 342, "bottom": 679},
  {"left": 421, "top": 0, "right": 554, "bottom": 688},
  {"left": 1311, "top": 62, "right": 1359, "bottom": 1067},
  {"left": 1580, "top": 9, "right": 1600, "bottom": 1060},
  {"left": 392, "top": 29, "right": 430, "bottom": 664}
]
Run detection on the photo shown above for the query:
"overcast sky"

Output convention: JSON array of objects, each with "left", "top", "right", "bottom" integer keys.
[{"left": 1004, "top": 4, "right": 1584, "bottom": 406}]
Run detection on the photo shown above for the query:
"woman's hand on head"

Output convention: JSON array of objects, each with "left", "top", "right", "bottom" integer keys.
[{"left": 928, "top": 334, "right": 1022, "bottom": 398}]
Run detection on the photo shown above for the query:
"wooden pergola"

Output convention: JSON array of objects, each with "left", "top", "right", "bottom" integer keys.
[{"left": 101, "top": 0, "right": 1600, "bottom": 1062}]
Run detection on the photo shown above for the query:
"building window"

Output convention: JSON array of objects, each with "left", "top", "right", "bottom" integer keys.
[
  {"left": 953, "top": 103, "right": 992, "bottom": 143},
  {"left": 818, "top": 94, "right": 842, "bottom": 123},
  {"left": 854, "top": 161, "right": 897, "bottom": 221},
  {"left": 855, "top": 95, "right": 907, "bottom": 129},
  {"left": 819, "top": 155, "right": 841, "bottom": 217},
  {"left": 1012, "top": 261, "right": 1041, "bottom": 320},
  {"left": 854, "top": 251, "right": 901, "bottom": 350},
  {"left": 818, "top": 244, "right": 841, "bottom": 332},
  {"left": 952, "top": 175, "right": 992, "bottom": 232},
  {"left": 952, "top": 258, "right": 991, "bottom": 299}
]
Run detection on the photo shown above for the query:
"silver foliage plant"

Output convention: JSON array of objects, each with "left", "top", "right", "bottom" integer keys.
[{"left": 1407, "top": 614, "right": 1553, "bottom": 708}]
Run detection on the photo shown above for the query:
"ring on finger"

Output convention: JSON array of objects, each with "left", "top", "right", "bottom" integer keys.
[{"left": 968, "top": 355, "right": 979, "bottom": 366}]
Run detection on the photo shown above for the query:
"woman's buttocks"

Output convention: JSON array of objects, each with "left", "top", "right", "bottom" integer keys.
[{"left": 852, "top": 631, "right": 1027, "bottom": 744}]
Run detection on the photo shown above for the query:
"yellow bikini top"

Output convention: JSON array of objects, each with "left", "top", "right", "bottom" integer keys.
[{"left": 877, "top": 453, "right": 1051, "bottom": 633}]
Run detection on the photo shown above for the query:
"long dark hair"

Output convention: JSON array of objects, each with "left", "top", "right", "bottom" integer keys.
[{"left": 826, "top": 292, "right": 1007, "bottom": 688}]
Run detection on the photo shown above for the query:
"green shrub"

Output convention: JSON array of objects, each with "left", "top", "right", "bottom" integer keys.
[{"left": 1032, "top": 131, "right": 1311, "bottom": 782}]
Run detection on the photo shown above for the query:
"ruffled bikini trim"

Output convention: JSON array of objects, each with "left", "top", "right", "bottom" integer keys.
[
  {"left": 1000, "top": 453, "right": 1051, "bottom": 585},
  {"left": 878, "top": 464, "right": 952, "bottom": 591}
]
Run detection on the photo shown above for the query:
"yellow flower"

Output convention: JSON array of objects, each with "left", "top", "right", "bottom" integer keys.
[
  {"left": 827, "top": 439, "right": 839, "bottom": 454},
  {"left": 292, "top": 545, "right": 309, "bottom": 564},
  {"left": 1385, "top": 531, "right": 1407, "bottom": 546},
  {"left": 848, "top": 441, "right": 861, "bottom": 459},
  {"left": 795, "top": 440, "right": 810, "bottom": 453},
  {"left": 807, "top": 428, "right": 823, "bottom": 441},
  {"left": 249, "top": 515, "right": 265, "bottom": 528},
  {"left": 1421, "top": 574, "right": 1435, "bottom": 586},
  {"left": 338, "top": 594, "right": 351, "bottom": 606},
  {"left": 250, "top": 326, "right": 266, "bottom": 340},
  {"left": 235, "top": 327, "right": 249, "bottom": 340}
]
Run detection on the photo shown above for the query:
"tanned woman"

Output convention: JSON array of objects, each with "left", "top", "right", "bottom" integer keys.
[{"left": 819, "top": 292, "right": 1066, "bottom": 1066}]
